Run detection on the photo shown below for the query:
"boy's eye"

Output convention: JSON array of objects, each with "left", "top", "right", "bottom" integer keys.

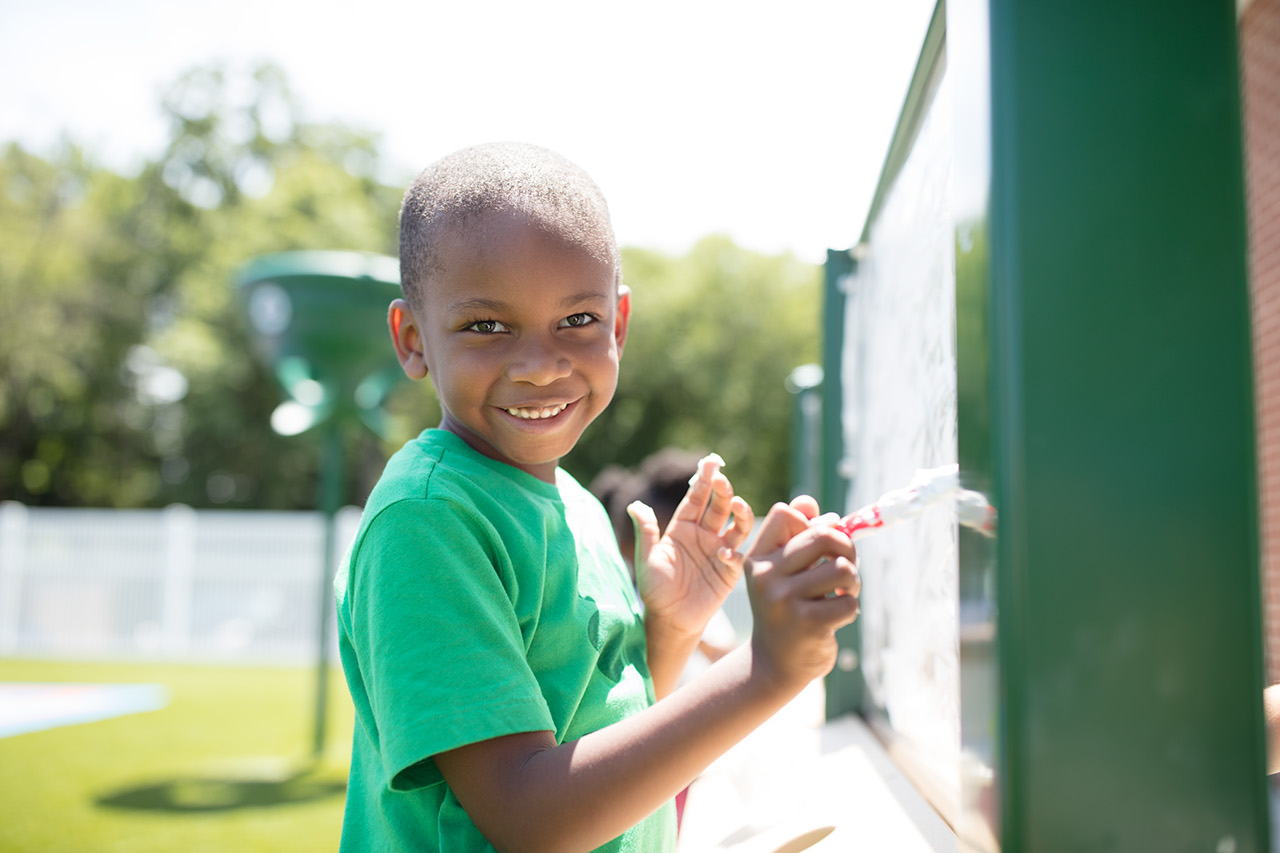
[
  {"left": 560, "top": 313, "right": 598, "bottom": 329},
  {"left": 464, "top": 319, "right": 508, "bottom": 334}
]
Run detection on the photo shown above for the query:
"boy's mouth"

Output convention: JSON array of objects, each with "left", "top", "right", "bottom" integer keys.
[{"left": 502, "top": 402, "right": 570, "bottom": 420}]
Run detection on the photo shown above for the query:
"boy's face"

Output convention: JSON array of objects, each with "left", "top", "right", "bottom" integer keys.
[{"left": 390, "top": 209, "right": 630, "bottom": 483}]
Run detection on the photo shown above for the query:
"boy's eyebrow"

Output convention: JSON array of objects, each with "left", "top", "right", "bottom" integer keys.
[
  {"left": 449, "top": 296, "right": 508, "bottom": 315},
  {"left": 448, "top": 292, "right": 611, "bottom": 314},
  {"left": 563, "top": 291, "right": 611, "bottom": 308}
]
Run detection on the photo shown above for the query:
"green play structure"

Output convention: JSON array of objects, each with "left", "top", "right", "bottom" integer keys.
[{"left": 236, "top": 250, "right": 404, "bottom": 760}]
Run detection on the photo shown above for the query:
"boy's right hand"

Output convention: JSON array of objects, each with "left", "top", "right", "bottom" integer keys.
[{"left": 745, "top": 495, "right": 861, "bottom": 693}]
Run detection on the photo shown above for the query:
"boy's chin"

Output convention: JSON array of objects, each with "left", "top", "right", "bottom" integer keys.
[{"left": 445, "top": 413, "right": 596, "bottom": 475}]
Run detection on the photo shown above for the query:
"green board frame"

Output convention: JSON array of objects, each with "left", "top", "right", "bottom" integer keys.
[
  {"left": 949, "top": 0, "right": 1269, "bottom": 849},
  {"left": 818, "top": 0, "right": 1270, "bottom": 848}
]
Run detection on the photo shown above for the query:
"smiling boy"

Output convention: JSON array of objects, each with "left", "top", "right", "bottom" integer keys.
[
  {"left": 393, "top": 183, "right": 625, "bottom": 481},
  {"left": 335, "top": 142, "right": 861, "bottom": 852}
]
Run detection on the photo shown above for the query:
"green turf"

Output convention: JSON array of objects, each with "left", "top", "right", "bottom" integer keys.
[{"left": 0, "top": 658, "right": 355, "bottom": 852}]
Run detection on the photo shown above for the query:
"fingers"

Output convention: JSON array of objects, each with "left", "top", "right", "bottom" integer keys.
[
  {"left": 798, "top": 586, "right": 861, "bottom": 630},
  {"left": 627, "top": 500, "right": 660, "bottom": 572},
  {"left": 750, "top": 501, "right": 815, "bottom": 555},
  {"left": 764, "top": 555, "right": 861, "bottom": 634},
  {"left": 720, "top": 496, "right": 753, "bottom": 552},
  {"left": 788, "top": 494, "right": 821, "bottom": 520},
  {"left": 700, "top": 471, "right": 737, "bottom": 533},
  {"left": 792, "top": 555, "right": 861, "bottom": 601},
  {"left": 669, "top": 454, "right": 755, "bottom": 551},
  {"left": 715, "top": 495, "right": 755, "bottom": 568},
  {"left": 774, "top": 523, "right": 857, "bottom": 577},
  {"left": 672, "top": 456, "right": 733, "bottom": 530},
  {"left": 748, "top": 511, "right": 859, "bottom": 615}
]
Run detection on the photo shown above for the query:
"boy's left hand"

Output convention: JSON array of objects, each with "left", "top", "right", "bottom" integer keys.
[{"left": 630, "top": 455, "right": 753, "bottom": 640}]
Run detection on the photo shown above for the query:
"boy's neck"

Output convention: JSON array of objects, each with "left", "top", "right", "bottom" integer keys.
[{"left": 437, "top": 421, "right": 562, "bottom": 484}]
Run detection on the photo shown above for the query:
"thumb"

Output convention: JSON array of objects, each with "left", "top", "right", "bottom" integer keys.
[{"left": 627, "top": 500, "right": 660, "bottom": 573}]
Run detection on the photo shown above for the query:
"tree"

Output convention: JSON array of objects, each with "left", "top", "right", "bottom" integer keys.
[
  {"left": 0, "top": 62, "right": 403, "bottom": 509},
  {"left": 0, "top": 142, "right": 168, "bottom": 505},
  {"left": 0, "top": 63, "right": 821, "bottom": 513}
]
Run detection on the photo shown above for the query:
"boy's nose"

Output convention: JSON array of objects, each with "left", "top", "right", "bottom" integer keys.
[{"left": 506, "top": 336, "right": 572, "bottom": 385}]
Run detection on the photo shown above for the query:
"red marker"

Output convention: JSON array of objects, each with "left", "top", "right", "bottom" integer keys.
[{"left": 833, "top": 465, "right": 996, "bottom": 540}]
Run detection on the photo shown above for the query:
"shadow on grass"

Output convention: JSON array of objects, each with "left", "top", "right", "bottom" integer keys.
[{"left": 95, "top": 765, "right": 346, "bottom": 813}]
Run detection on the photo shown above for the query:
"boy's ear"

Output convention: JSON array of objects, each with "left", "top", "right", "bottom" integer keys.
[
  {"left": 389, "top": 299, "right": 429, "bottom": 381},
  {"left": 614, "top": 285, "right": 632, "bottom": 355}
]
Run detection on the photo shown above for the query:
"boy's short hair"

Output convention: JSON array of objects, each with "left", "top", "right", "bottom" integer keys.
[{"left": 398, "top": 141, "right": 621, "bottom": 309}]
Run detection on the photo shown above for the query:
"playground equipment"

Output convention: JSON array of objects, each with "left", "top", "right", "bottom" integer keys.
[
  {"left": 803, "top": 1, "right": 1268, "bottom": 850},
  {"left": 237, "top": 250, "right": 403, "bottom": 760}
]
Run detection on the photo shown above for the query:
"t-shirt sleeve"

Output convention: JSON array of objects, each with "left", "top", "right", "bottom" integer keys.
[{"left": 346, "top": 497, "right": 556, "bottom": 792}]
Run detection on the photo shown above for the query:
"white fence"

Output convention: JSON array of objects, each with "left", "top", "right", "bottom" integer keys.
[
  {"left": 0, "top": 502, "right": 756, "bottom": 666},
  {"left": 0, "top": 502, "right": 362, "bottom": 664}
]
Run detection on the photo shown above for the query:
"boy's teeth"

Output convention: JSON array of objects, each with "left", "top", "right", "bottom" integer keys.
[{"left": 505, "top": 403, "right": 569, "bottom": 420}]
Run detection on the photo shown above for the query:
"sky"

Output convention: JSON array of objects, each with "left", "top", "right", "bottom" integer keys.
[{"left": 0, "top": 0, "right": 937, "bottom": 264}]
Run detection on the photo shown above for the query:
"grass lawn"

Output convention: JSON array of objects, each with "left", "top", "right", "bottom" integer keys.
[{"left": 0, "top": 658, "right": 355, "bottom": 852}]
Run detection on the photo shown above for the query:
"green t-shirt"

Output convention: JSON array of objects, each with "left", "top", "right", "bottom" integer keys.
[{"left": 335, "top": 429, "right": 676, "bottom": 852}]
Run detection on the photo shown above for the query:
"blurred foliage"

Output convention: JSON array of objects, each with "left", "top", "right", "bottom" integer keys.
[
  {"left": 1, "top": 63, "right": 401, "bottom": 508},
  {"left": 0, "top": 62, "right": 820, "bottom": 513}
]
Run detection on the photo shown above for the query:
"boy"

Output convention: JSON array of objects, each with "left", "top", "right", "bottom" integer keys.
[{"left": 335, "top": 141, "right": 861, "bottom": 852}]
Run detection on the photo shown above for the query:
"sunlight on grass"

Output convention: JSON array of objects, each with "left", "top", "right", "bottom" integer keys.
[{"left": 0, "top": 659, "right": 354, "bottom": 852}]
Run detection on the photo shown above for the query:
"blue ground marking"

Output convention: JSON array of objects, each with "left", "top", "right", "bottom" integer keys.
[{"left": 0, "top": 683, "right": 168, "bottom": 738}]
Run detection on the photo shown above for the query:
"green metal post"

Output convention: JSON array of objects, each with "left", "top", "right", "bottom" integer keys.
[
  {"left": 786, "top": 363, "right": 825, "bottom": 502},
  {"left": 950, "top": 0, "right": 1268, "bottom": 850},
  {"left": 820, "top": 249, "right": 853, "bottom": 517},
  {"left": 822, "top": 247, "right": 864, "bottom": 718},
  {"left": 312, "top": 420, "right": 344, "bottom": 762}
]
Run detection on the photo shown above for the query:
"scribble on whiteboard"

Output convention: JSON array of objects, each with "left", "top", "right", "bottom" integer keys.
[{"left": 841, "top": 67, "right": 958, "bottom": 803}]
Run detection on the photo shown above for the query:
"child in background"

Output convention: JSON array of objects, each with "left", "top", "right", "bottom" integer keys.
[{"left": 334, "top": 141, "right": 861, "bottom": 852}]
